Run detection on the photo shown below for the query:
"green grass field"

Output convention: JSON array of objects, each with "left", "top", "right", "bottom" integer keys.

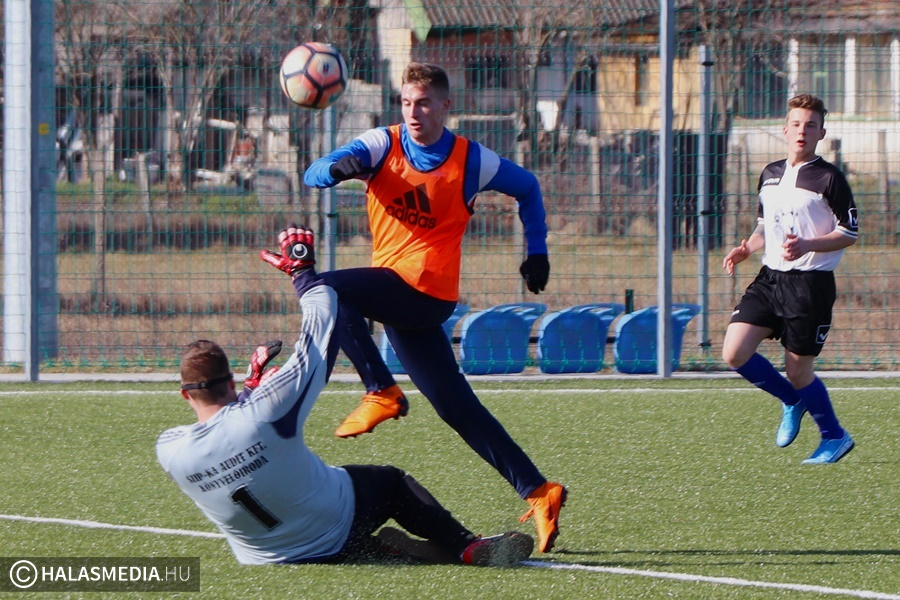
[{"left": 0, "top": 377, "right": 897, "bottom": 599}]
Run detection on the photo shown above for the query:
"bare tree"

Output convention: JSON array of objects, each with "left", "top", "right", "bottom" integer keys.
[
  {"left": 688, "top": 0, "right": 792, "bottom": 243},
  {"left": 126, "top": 0, "right": 330, "bottom": 192},
  {"left": 55, "top": 0, "right": 128, "bottom": 307},
  {"left": 56, "top": 0, "right": 128, "bottom": 175},
  {"left": 513, "top": 2, "right": 618, "bottom": 170},
  {"left": 513, "top": 6, "right": 568, "bottom": 170},
  {"left": 692, "top": 0, "right": 791, "bottom": 133}
]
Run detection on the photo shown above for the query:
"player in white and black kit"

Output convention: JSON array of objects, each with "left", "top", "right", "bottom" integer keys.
[
  {"left": 157, "top": 225, "right": 533, "bottom": 566},
  {"left": 722, "top": 94, "right": 858, "bottom": 464}
]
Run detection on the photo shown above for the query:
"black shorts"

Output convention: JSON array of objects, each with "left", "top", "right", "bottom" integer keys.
[{"left": 730, "top": 266, "right": 836, "bottom": 357}]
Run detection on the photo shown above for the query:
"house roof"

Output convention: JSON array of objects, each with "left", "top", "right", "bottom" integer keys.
[
  {"left": 588, "top": 0, "right": 693, "bottom": 29},
  {"left": 407, "top": 0, "right": 690, "bottom": 31},
  {"left": 407, "top": 0, "right": 898, "bottom": 35},
  {"left": 415, "top": 1, "right": 518, "bottom": 29},
  {"left": 784, "top": 0, "right": 900, "bottom": 32}
]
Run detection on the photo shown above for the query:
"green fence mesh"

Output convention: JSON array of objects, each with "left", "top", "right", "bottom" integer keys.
[{"left": 2, "top": 0, "right": 898, "bottom": 374}]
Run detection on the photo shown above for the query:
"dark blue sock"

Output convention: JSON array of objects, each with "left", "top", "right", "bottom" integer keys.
[
  {"left": 797, "top": 377, "right": 843, "bottom": 439},
  {"left": 735, "top": 353, "right": 801, "bottom": 405}
]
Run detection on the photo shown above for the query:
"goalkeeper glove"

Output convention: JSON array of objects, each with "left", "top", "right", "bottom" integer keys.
[
  {"left": 329, "top": 155, "right": 367, "bottom": 182},
  {"left": 519, "top": 254, "right": 550, "bottom": 294},
  {"left": 260, "top": 224, "right": 316, "bottom": 277},
  {"left": 243, "top": 340, "right": 283, "bottom": 391}
]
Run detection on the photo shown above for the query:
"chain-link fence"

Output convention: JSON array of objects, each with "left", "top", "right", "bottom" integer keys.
[{"left": 2, "top": 0, "right": 898, "bottom": 374}]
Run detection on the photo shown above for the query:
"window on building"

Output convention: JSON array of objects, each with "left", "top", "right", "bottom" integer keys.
[
  {"left": 465, "top": 56, "right": 511, "bottom": 89},
  {"left": 797, "top": 38, "right": 844, "bottom": 113},
  {"left": 349, "top": 49, "right": 380, "bottom": 85},
  {"left": 574, "top": 57, "right": 597, "bottom": 94},
  {"left": 738, "top": 46, "right": 787, "bottom": 119},
  {"left": 857, "top": 36, "right": 893, "bottom": 117},
  {"left": 634, "top": 54, "right": 650, "bottom": 106}
]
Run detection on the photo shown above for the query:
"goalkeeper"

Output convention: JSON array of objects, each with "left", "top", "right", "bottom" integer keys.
[
  {"left": 157, "top": 226, "right": 534, "bottom": 566},
  {"left": 304, "top": 62, "right": 565, "bottom": 553}
]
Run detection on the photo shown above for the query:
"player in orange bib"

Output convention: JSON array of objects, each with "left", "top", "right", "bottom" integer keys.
[{"left": 303, "top": 63, "right": 565, "bottom": 552}]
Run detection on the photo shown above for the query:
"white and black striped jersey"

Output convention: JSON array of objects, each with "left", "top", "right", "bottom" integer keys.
[{"left": 756, "top": 156, "right": 858, "bottom": 272}]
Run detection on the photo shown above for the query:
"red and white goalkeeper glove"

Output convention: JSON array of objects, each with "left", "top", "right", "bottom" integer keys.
[
  {"left": 243, "top": 339, "right": 283, "bottom": 391},
  {"left": 259, "top": 225, "right": 316, "bottom": 276}
]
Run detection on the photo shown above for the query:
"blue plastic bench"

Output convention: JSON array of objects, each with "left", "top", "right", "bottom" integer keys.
[
  {"left": 458, "top": 303, "right": 547, "bottom": 375},
  {"left": 379, "top": 304, "right": 470, "bottom": 375},
  {"left": 537, "top": 303, "right": 626, "bottom": 374},
  {"left": 612, "top": 303, "right": 702, "bottom": 374}
]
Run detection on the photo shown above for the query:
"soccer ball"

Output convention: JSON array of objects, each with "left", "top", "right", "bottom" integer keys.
[{"left": 279, "top": 43, "right": 348, "bottom": 110}]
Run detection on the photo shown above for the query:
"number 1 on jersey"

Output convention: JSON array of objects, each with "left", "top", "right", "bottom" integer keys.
[{"left": 230, "top": 485, "right": 282, "bottom": 530}]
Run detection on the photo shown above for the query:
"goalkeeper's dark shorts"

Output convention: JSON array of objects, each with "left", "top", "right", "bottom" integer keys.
[{"left": 730, "top": 266, "right": 835, "bottom": 357}]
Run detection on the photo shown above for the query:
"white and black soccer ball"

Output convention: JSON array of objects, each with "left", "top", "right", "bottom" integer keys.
[{"left": 279, "top": 43, "right": 348, "bottom": 110}]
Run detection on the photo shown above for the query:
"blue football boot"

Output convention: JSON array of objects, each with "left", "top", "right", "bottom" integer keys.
[
  {"left": 775, "top": 400, "right": 806, "bottom": 448},
  {"left": 802, "top": 431, "right": 855, "bottom": 464}
]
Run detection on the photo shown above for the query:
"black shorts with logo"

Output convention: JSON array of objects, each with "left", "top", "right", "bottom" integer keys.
[{"left": 730, "top": 266, "right": 836, "bottom": 357}]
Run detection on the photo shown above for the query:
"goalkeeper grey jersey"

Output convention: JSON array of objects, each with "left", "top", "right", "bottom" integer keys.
[
  {"left": 157, "top": 285, "right": 354, "bottom": 564},
  {"left": 756, "top": 156, "right": 858, "bottom": 272}
]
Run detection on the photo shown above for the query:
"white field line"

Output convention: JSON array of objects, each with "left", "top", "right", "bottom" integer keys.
[
  {"left": 2, "top": 371, "right": 900, "bottom": 384},
  {"left": 522, "top": 560, "right": 900, "bottom": 600},
  {"left": 0, "top": 385, "right": 899, "bottom": 398},
  {"left": 0, "top": 513, "right": 224, "bottom": 539},
  {"left": 0, "top": 514, "right": 896, "bottom": 600}
]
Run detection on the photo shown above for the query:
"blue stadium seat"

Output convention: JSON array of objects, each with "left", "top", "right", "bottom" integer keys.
[
  {"left": 458, "top": 303, "right": 547, "bottom": 375},
  {"left": 537, "top": 303, "right": 626, "bottom": 374},
  {"left": 379, "top": 304, "right": 469, "bottom": 375},
  {"left": 612, "top": 303, "right": 702, "bottom": 374}
]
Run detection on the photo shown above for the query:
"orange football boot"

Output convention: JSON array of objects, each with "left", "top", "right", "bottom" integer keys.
[
  {"left": 518, "top": 481, "right": 568, "bottom": 553},
  {"left": 335, "top": 384, "right": 409, "bottom": 438}
]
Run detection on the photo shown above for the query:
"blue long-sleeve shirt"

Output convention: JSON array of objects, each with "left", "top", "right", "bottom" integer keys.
[{"left": 304, "top": 125, "right": 548, "bottom": 256}]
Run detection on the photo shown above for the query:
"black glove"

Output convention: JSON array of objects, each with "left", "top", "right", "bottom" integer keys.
[
  {"left": 519, "top": 254, "right": 550, "bottom": 294},
  {"left": 329, "top": 155, "right": 366, "bottom": 182}
]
